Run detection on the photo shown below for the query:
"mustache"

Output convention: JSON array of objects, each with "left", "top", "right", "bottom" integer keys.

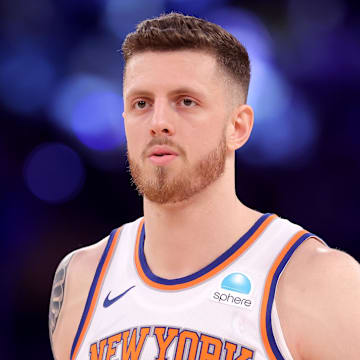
[{"left": 142, "top": 137, "right": 186, "bottom": 158}]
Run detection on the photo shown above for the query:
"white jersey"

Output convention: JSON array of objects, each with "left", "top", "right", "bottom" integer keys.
[{"left": 71, "top": 213, "right": 322, "bottom": 360}]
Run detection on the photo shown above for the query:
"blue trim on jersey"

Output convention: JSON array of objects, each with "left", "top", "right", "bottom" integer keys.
[
  {"left": 70, "top": 228, "right": 118, "bottom": 359},
  {"left": 265, "top": 232, "right": 316, "bottom": 360},
  {"left": 138, "top": 213, "right": 273, "bottom": 286}
]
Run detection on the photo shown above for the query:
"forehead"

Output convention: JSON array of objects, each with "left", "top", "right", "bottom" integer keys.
[{"left": 123, "top": 50, "right": 224, "bottom": 96}]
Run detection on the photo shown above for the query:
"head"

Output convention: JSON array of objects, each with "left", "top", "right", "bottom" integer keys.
[{"left": 122, "top": 13, "right": 254, "bottom": 204}]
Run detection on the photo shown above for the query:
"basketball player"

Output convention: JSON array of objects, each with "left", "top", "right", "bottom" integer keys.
[{"left": 49, "top": 13, "right": 360, "bottom": 360}]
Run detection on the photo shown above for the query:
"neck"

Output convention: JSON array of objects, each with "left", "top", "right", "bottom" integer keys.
[{"left": 142, "top": 162, "right": 262, "bottom": 279}]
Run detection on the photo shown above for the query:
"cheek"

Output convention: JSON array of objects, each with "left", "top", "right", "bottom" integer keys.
[
  {"left": 126, "top": 133, "right": 154, "bottom": 165},
  {"left": 197, "top": 125, "right": 224, "bottom": 149},
  {"left": 123, "top": 117, "right": 132, "bottom": 140},
  {"left": 186, "top": 138, "right": 215, "bottom": 162},
  {"left": 125, "top": 126, "right": 141, "bottom": 156}
]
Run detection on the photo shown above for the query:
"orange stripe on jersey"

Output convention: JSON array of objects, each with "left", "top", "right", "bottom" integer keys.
[
  {"left": 135, "top": 214, "right": 277, "bottom": 291},
  {"left": 71, "top": 227, "right": 122, "bottom": 360},
  {"left": 260, "top": 229, "right": 308, "bottom": 360}
]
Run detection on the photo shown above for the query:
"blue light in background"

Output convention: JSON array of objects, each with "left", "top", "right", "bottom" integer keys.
[
  {"left": 50, "top": 73, "right": 125, "bottom": 151},
  {"left": 165, "top": 0, "right": 226, "bottom": 14},
  {"left": 206, "top": 6, "right": 319, "bottom": 166},
  {"left": 204, "top": 7, "right": 274, "bottom": 63},
  {"left": 243, "top": 59, "right": 318, "bottom": 166},
  {"left": 0, "top": 45, "right": 56, "bottom": 115},
  {"left": 239, "top": 94, "right": 318, "bottom": 166},
  {"left": 24, "top": 143, "right": 85, "bottom": 203},
  {"left": 51, "top": 74, "right": 105, "bottom": 129},
  {"left": 71, "top": 91, "right": 124, "bottom": 151},
  {"left": 103, "top": 0, "right": 164, "bottom": 38},
  {"left": 69, "top": 35, "right": 124, "bottom": 82},
  {"left": 247, "top": 59, "right": 291, "bottom": 121}
]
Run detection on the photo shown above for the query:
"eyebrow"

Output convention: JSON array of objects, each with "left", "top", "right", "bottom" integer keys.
[
  {"left": 124, "top": 87, "right": 205, "bottom": 101},
  {"left": 168, "top": 87, "right": 204, "bottom": 98}
]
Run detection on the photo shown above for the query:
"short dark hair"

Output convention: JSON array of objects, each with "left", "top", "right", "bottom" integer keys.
[{"left": 122, "top": 12, "right": 251, "bottom": 101}]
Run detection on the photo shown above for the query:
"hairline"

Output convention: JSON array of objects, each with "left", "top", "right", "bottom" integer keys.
[{"left": 122, "top": 48, "right": 246, "bottom": 106}]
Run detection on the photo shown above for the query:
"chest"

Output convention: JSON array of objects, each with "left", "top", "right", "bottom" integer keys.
[
  {"left": 72, "top": 216, "right": 306, "bottom": 360},
  {"left": 82, "top": 263, "right": 269, "bottom": 359}
]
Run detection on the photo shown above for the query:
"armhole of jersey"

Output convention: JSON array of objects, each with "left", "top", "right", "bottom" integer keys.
[
  {"left": 70, "top": 227, "right": 123, "bottom": 360},
  {"left": 260, "top": 231, "right": 326, "bottom": 360}
]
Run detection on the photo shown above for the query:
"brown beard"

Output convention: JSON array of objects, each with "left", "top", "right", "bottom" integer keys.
[{"left": 128, "top": 134, "right": 227, "bottom": 204}]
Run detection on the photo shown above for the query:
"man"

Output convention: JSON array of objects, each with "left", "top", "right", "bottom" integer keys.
[{"left": 49, "top": 13, "right": 360, "bottom": 360}]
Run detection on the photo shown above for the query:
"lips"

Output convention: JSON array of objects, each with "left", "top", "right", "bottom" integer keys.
[
  {"left": 148, "top": 145, "right": 178, "bottom": 165},
  {"left": 148, "top": 145, "right": 178, "bottom": 157}
]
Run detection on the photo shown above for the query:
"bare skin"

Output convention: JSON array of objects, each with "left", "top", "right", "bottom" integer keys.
[
  {"left": 276, "top": 239, "right": 360, "bottom": 359},
  {"left": 50, "top": 50, "right": 360, "bottom": 360},
  {"left": 50, "top": 238, "right": 108, "bottom": 360}
]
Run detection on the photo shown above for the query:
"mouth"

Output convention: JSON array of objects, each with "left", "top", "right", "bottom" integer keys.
[
  {"left": 148, "top": 146, "right": 178, "bottom": 165},
  {"left": 148, "top": 146, "right": 178, "bottom": 157},
  {"left": 151, "top": 151, "right": 175, "bottom": 157}
]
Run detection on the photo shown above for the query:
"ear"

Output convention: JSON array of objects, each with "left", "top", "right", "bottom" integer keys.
[
  {"left": 122, "top": 110, "right": 130, "bottom": 141},
  {"left": 226, "top": 104, "right": 254, "bottom": 151}
]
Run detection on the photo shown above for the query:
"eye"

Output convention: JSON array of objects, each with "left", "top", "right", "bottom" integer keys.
[
  {"left": 134, "top": 100, "right": 148, "bottom": 109},
  {"left": 180, "top": 98, "right": 196, "bottom": 107}
]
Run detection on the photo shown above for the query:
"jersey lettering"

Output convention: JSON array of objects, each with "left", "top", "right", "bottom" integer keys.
[
  {"left": 154, "top": 327, "right": 179, "bottom": 360},
  {"left": 224, "top": 341, "right": 254, "bottom": 360},
  {"left": 174, "top": 330, "right": 199, "bottom": 360},
  {"left": 122, "top": 327, "right": 150, "bottom": 359},
  {"left": 89, "top": 326, "right": 254, "bottom": 360},
  {"left": 198, "top": 334, "right": 223, "bottom": 359},
  {"left": 90, "top": 339, "right": 107, "bottom": 360},
  {"left": 106, "top": 334, "right": 122, "bottom": 360}
]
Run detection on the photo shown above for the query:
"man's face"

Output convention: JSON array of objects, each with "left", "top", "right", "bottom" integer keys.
[{"left": 123, "top": 50, "right": 232, "bottom": 204}]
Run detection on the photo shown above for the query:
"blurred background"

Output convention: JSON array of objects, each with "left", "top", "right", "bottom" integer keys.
[{"left": 1, "top": 0, "right": 359, "bottom": 357}]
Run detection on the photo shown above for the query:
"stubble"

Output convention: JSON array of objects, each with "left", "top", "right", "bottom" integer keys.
[{"left": 128, "top": 134, "right": 227, "bottom": 204}]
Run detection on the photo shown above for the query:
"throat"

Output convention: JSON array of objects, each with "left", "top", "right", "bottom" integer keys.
[
  {"left": 141, "top": 189, "right": 263, "bottom": 281},
  {"left": 141, "top": 229, "right": 203, "bottom": 280}
]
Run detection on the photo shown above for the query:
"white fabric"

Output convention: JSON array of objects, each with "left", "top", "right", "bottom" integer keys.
[{"left": 75, "top": 215, "right": 309, "bottom": 359}]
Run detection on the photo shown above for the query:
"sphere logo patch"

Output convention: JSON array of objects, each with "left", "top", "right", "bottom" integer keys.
[{"left": 211, "top": 272, "right": 254, "bottom": 309}]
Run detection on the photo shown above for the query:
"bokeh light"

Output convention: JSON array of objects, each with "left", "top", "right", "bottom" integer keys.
[
  {"left": 102, "top": 0, "right": 164, "bottom": 38},
  {"left": 71, "top": 91, "right": 124, "bottom": 151},
  {"left": 205, "top": 7, "right": 318, "bottom": 166},
  {"left": 50, "top": 73, "right": 125, "bottom": 151},
  {"left": 248, "top": 59, "right": 291, "bottom": 121},
  {"left": 204, "top": 7, "right": 274, "bottom": 62},
  {"left": 239, "top": 94, "right": 318, "bottom": 166},
  {"left": 69, "top": 35, "right": 124, "bottom": 82},
  {"left": 165, "top": 0, "right": 227, "bottom": 14},
  {"left": 24, "top": 143, "right": 85, "bottom": 203},
  {"left": 0, "top": 43, "right": 56, "bottom": 115}
]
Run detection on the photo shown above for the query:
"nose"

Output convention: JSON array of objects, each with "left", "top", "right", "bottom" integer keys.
[{"left": 150, "top": 99, "right": 175, "bottom": 136}]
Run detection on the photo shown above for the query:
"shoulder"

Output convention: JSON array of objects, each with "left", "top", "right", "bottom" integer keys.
[
  {"left": 49, "top": 226, "right": 123, "bottom": 360},
  {"left": 276, "top": 237, "right": 360, "bottom": 360}
]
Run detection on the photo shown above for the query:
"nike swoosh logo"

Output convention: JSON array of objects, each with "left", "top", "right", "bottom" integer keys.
[{"left": 103, "top": 285, "right": 136, "bottom": 308}]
